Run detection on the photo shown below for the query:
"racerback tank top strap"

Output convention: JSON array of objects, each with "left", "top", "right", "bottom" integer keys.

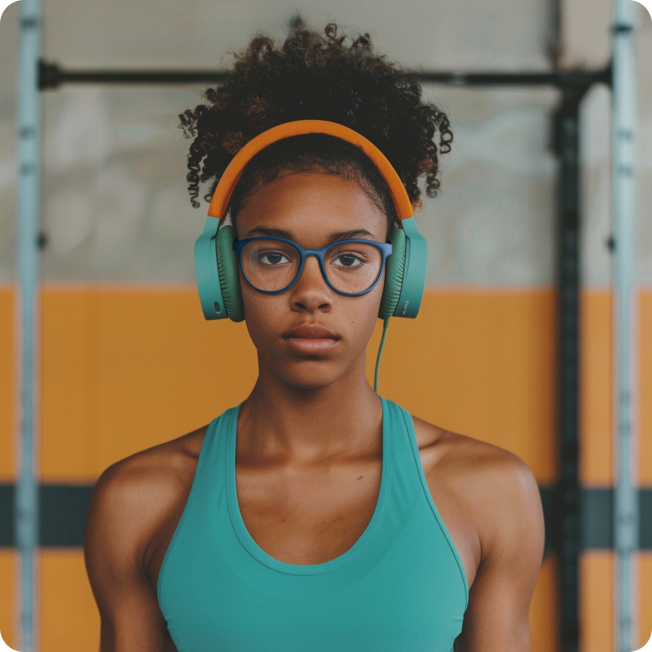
[{"left": 158, "top": 396, "right": 469, "bottom": 652}]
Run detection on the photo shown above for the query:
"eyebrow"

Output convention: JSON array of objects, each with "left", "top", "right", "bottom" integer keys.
[{"left": 244, "top": 226, "right": 378, "bottom": 243}]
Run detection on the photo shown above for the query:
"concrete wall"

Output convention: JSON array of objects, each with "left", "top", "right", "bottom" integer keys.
[
  {"left": 1, "top": 1, "right": 650, "bottom": 286},
  {"left": 0, "top": 0, "right": 641, "bottom": 287}
]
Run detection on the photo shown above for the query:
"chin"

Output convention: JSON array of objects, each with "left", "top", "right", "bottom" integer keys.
[
  {"left": 271, "top": 359, "right": 350, "bottom": 391},
  {"left": 278, "top": 368, "right": 341, "bottom": 391}
]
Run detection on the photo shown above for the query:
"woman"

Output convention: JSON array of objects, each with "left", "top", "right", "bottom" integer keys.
[{"left": 84, "top": 23, "right": 545, "bottom": 652}]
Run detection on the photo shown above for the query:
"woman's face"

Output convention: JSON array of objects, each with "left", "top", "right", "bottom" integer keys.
[{"left": 235, "top": 171, "right": 388, "bottom": 391}]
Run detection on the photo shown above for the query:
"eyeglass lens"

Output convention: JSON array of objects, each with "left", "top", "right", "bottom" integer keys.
[{"left": 240, "top": 239, "right": 384, "bottom": 294}]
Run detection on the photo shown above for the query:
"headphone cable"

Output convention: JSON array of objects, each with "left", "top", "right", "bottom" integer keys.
[{"left": 373, "top": 317, "right": 391, "bottom": 393}]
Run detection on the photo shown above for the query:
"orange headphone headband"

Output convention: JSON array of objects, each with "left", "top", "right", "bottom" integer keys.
[{"left": 207, "top": 119, "right": 414, "bottom": 221}]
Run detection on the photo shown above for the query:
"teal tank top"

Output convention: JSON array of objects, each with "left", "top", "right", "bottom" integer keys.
[{"left": 157, "top": 396, "right": 469, "bottom": 651}]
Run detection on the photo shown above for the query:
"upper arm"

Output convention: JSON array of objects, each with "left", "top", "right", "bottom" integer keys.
[
  {"left": 456, "top": 453, "right": 545, "bottom": 652},
  {"left": 84, "top": 461, "right": 177, "bottom": 652}
]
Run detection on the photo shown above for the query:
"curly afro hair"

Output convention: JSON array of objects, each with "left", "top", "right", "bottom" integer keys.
[{"left": 179, "top": 22, "right": 453, "bottom": 217}]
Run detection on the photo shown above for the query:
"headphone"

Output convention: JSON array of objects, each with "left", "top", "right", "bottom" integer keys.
[{"left": 193, "top": 120, "right": 428, "bottom": 389}]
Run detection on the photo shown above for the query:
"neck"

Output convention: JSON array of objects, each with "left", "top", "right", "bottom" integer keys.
[{"left": 237, "top": 353, "right": 382, "bottom": 463}]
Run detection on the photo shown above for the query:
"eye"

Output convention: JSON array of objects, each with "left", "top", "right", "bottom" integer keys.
[
  {"left": 332, "top": 252, "right": 365, "bottom": 268},
  {"left": 258, "top": 250, "right": 291, "bottom": 266}
]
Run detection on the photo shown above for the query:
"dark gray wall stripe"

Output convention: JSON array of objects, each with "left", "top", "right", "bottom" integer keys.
[
  {"left": 39, "top": 485, "right": 94, "bottom": 547},
  {"left": 581, "top": 487, "right": 613, "bottom": 550},
  {"left": 640, "top": 490, "right": 652, "bottom": 550},
  {"left": 0, "top": 484, "right": 650, "bottom": 550},
  {"left": 0, "top": 484, "right": 14, "bottom": 547},
  {"left": 0, "top": 484, "right": 93, "bottom": 548}
]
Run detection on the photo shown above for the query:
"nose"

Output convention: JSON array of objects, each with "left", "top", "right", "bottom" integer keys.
[{"left": 289, "top": 254, "right": 333, "bottom": 313}]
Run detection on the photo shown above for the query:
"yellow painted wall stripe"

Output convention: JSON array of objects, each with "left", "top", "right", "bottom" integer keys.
[
  {"left": 640, "top": 294, "right": 652, "bottom": 484},
  {"left": 0, "top": 288, "right": 15, "bottom": 480},
  {"left": 578, "top": 552, "right": 652, "bottom": 651},
  {"left": 1, "top": 286, "right": 652, "bottom": 652},
  {"left": 38, "top": 286, "right": 258, "bottom": 481},
  {"left": 0, "top": 550, "right": 16, "bottom": 651},
  {"left": 33, "top": 286, "right": 559, "bottom": 481},
  {"left": 581, "top": 551, "right": 614, "bottom": 651},
  {"left": 530, "top": 553, "right": 558, "bottom": 652},
  {"left": 580, "top": 291, "right": 613, "bottom": 485},
  {"left": 39, "top": 550, "right": 100, "bottom": 652}
]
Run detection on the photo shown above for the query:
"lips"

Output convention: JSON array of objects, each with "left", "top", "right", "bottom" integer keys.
[
  {"left": 282, "top": 324, "right": 339, "bottom": 340},
  {"left": 282, "top": 323, "right": 340, "bottom": 354}
]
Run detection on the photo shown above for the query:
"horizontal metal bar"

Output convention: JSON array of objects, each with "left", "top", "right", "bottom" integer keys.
[
  {"left": 38, "top": 59, "right": 612, "bottom": 91},
  {"left": 413, "top": 68, "right": 611, "bottom": 87},
  {"left": 1, "top": 484, "right": 651, "bottom": 550},
  {"left": 38, "top": 60, "right": 228, "bottom": 88}
]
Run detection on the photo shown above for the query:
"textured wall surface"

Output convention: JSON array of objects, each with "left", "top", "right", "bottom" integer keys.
[{"left": 1, "top": 0, "right": 649, "bottom": 287}]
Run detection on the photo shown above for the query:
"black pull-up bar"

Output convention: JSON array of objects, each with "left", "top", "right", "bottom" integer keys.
[{"left": 38, "top": 58, "right": 612, "bottom": 90}]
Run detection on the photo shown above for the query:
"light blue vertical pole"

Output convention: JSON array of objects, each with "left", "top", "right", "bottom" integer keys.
[
  {"left": 16, "top": 0, "right": 42, "bottom": 650},
  {"left": 611, "top": 0, "right": 639, "bottom": 651}
]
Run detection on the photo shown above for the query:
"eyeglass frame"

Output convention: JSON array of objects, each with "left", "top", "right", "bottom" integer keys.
[{"left": 232, "top": 236, "right": 394, "bottom": 296}]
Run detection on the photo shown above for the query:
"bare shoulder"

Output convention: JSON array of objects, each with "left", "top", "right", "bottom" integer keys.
[
  {"left": 87, "top": 426, "right": 207, "bottom": 542},
  {"left": 412, "top": 414, "right": 538, "bottom": 485},
  {"left": 84, "top": 424, "right": 208, "bottom": 592},
  {"left": 411, "top": 415, "right": 544, "bottom": 567},
  {"left": 93, "top": 425, "right": 207, "bottom": 497}
]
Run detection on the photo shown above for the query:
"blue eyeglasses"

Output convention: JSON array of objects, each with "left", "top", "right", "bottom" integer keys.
[{"left": 232, "top": 236, "right": 393, "bottom": 296}]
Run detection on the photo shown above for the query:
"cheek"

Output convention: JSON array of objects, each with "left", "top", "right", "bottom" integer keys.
[
  {"left": 346, "top": 289, "right": 383, "bottom": 346},
  {"left": 240, "top": 287, "right": 282, "bottom": 343}
]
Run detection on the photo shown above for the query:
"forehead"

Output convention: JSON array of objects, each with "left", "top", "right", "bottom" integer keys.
[{"left": 234, "top": 171, "right": 388, "bottom": 242}]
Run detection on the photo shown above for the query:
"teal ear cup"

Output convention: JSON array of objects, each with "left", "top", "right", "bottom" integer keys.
[
  {"left": 194, "top": 216, "right": 244, "bottom": 322},
  {"left": 215, "top": 223, "right": 245, "bottom": 322},
  {"left": 195, "top": 216, "right": 227, "bottom": 320},
  {"left": 392, "top": 217, "right": 428, "bottom": 318}
]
